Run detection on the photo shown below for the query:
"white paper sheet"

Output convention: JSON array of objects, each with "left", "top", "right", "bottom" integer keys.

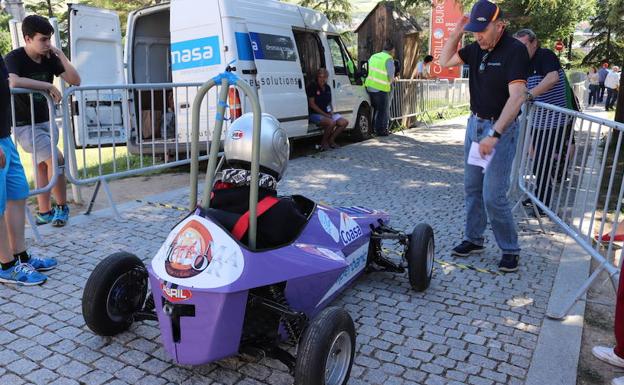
[{"left": 467, "top": 141, "right": 495, "bottom": 172}]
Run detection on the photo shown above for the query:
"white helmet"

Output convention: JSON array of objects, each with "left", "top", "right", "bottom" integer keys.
[{"left": 224, "top": 113, "right": 290, "bottom": 180}]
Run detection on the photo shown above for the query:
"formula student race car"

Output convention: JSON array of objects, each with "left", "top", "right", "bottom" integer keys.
[{"left": 81, "top": 72, "right": 435, "bottom": 385}]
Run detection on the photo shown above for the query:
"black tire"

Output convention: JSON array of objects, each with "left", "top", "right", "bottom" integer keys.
[
  {"left": 294, "top": 307, "right": 356, "bottom": 385},
  {"left": 406, "top": 223, "right": 434, "bottom": 292},
  {"left": 82, "top": 252, "right": 148, "bottom": 336},
  {"left": 351, "top": 104, "right": 372, "bottom": 142}
]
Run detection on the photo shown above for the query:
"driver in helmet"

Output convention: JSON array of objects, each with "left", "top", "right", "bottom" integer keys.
[{"left": 209, "top": 113, "right": 307, "bottom": 249}]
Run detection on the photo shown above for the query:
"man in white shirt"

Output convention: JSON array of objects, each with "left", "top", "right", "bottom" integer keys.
[{"left": 605, "top": 65, "right": 620, "bottom": 111}]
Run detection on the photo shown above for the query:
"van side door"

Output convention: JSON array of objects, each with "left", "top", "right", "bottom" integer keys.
[
  {"left": 68, "top": 4, "right": 127, "bottom": 148},
  {"left": 245, "top": 23, "right": 309, "bottom": 137},
  {"left": 324, "top": 34, "right": 357, "bottom": 125}
]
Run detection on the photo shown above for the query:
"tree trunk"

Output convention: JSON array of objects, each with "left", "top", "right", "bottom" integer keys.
[
  {"left": 616, "top": 72, "right": 624, "bottom": 124},
  {"left": 47, "top": 0, "right": 53, "bottom": 18}
]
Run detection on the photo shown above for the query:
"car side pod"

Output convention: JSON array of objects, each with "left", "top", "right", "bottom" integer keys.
[{"left": 146, "top": 213, "right": 348, "bottom": 365}]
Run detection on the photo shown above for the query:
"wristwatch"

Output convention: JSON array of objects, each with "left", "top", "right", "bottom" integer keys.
[
  {"left": 488, "top": 128, "right": 502, "bottom": 139},
  {"left": 526, "top": 91, "right": 535, "bottom": 102}
]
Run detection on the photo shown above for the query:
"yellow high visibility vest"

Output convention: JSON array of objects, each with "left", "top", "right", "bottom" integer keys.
[{"left": 364, "top": 51, "right": 392, "bottom": 92}]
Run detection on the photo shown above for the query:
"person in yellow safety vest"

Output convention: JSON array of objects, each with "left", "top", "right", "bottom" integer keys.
[
  {"left": 364, "top": 40, "right": 395, "bottom": 136},
  {"left": 347, "top": 59, "right": 356, "bottom": 83}
]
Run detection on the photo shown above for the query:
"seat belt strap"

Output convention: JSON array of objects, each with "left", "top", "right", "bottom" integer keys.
[{"left": 231, "top": 196, "right": 280, "bottom": 241}]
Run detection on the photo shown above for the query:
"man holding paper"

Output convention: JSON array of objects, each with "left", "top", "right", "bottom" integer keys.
[{"left": 439, "top": 0, "right": 529, "bottom": 273}]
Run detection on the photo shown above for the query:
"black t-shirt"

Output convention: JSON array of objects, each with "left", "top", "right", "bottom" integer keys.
[
  {"left": 528, "top": 48, "right": 561, "bottom": 76},
  {"left": 306, "top": 82, "right": 332, "bottom": 114},
  {"left": 0, "top": 57, "right": 12, "bottom": 138},
  {"left": 5, "top": 47, "right": 65, "bottom": 125},
  {"left": 458, "top": 32, "right": 529, "bottom": 119}
]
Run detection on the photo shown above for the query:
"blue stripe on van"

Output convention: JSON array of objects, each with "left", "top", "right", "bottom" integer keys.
[
  {"left": 171, "top": 36, "right": 221, "bottom": 71},
  {"left": 235, "top": 32, "right": 254, "bottom": 61},
  {"left": 248, "top": 32, "right": 264, "bottom": 59}
]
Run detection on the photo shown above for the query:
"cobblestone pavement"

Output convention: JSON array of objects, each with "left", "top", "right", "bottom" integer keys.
[{"left": 0, "top": 118, "right": 570, "bottom": 385}]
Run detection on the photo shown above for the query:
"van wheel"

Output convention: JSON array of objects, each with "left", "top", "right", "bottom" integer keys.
[{"left": 351, "top": 105, "right": 371, "bottom": 142}]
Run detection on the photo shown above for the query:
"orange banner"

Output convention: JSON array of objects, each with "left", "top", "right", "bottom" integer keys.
[{"left": 429, "top": 0, "right": 463, "bottom": 79}]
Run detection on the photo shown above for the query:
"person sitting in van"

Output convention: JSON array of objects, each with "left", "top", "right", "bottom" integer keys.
[
  {"left": 5, "top": 15, "right": 81, "bottom": 227},
  {"left": 209, "top": 113, "right": 307, "bottom": 249},
  {"left": 306, "top": 68, "right": 349, "bottom": 151}
]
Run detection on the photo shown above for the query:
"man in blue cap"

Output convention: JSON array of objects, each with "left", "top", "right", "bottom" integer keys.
[{"left": 439, "top": 0, "right": 529, "bottom": 273}]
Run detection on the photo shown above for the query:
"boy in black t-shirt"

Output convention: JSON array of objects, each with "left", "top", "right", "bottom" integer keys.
[
  {"left": 5, "top": 15, "right": 81, "bottom": 227},
  {"left": 0, "top": 56, "right": 57, "bottom": 285}
]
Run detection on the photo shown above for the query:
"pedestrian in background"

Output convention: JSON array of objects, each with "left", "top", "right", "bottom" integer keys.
[
  {"left": 416, "top": 55, "right": 434, "bottom": 79},
  {"left": 587, "top": 66, "right": 599, "bottom": 107},
  {"left": 307, "top": 68, "right": 348, "bottom": 151},
  {"left": 599, "top": 62, "right": 610, "bottom": 102},
  {"left": 513, "top": 28, "right": 576, "bottom": 216},
  {"left": 440, "top": 0, "right": 529, "bottom": 273},
  {"left": 605, "top": 65, "right": 620, "bottom": 111},
  {"left": 5, "top": 15, "right": 81, "bottom": 227},
  {"left": 365, "top": 40, "right": 395, "bottom": 136}
]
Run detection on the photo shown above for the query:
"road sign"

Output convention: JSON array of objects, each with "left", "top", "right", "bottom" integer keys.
[{"left": 555, "top": 41, "right": 565, "bottom": 52}]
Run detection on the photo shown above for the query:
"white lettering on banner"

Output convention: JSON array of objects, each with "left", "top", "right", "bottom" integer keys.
[{"left": 339, "top": 212, "right": 363, "bottom": 246}]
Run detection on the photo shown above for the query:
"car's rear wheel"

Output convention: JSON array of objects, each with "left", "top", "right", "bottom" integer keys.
[
  {"left": 406, "top": 223, "right": 434, "bottom": 292},
  {"left": 351, "top": 104, "right": 372, "bottom": 142},
  {"left": 294, "top": 307, "right": 356, "bottom": 385},
  {"left": 82, "top": 252, "right": 148, "bottom": 336}
]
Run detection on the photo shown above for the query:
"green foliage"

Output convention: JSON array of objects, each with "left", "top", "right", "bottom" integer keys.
[
  {"left": 582, "top": 0, "right": 624, "bottom": 66},
  {"left": 0, "top": 10, "right": 12, "bottom": 55},
  {"left": 501, "top": 0, "right": 594, "bottom": 45},
  {"left": 81, "top": 0, "right": 163, "bottom": 36},
  {"left": 400, "top": 0, "right": 594, "bottom": 46},
  {"left": 298, "top": 0, "right": 352, "bottom": 24}
]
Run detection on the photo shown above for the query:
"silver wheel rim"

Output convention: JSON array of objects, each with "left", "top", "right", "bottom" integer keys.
[
  {"left": 426, "top": 238, "right": 434, "bottom": 277},
  {"left": 325, "top": 330, "right": 352, "bottom": 385},
  {"left": 358, "top": 114, "right": 369, "bottom": 134}
]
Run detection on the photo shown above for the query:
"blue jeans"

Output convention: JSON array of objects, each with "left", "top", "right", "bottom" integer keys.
[
  {"left": 606, "top": 88, "right": 619, "bottom": 110},
  {"left": 368, "top": 91, "right": 389, "bottom": 134},
  {"left": 463, "top": 115, "right": 520, "bottom": 254}
]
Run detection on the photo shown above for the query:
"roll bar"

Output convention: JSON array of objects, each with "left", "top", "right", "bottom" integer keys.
[{"left": 189, "top": 70, "right": 262, "bottom": 249}]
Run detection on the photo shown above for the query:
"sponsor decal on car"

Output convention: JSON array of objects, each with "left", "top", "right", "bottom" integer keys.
[
  {"left": 161, "top": 283, "right": 193, "bottom": 302},
  {"left": 339, "top": 212, "right": 363, "bottom": 246},
  {"left": 165, "top": 220, "right": 213, "bottom": 279},
  {"left": 231, "top": 130, "right": 244, "bottom": 140},
  {"left": 318, "top": 209, "right": 340, "bottom": 243},
  {"left": 317, "top": 242, "right": 369, "bottom": 305},
  {"left": 295, "top": 243, "right": 344, "bottom": 261},
  {"left": 152, "top": 215, "right": 245, "bottom": 289}
]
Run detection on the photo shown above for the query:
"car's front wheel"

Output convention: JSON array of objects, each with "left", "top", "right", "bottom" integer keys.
[{"left": 82, "top": 252, "right": 148, "bottom": 336}]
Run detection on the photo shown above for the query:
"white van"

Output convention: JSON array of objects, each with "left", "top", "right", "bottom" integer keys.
[{"left": 67, "top": 0, "right": 373, "bottom": 152}]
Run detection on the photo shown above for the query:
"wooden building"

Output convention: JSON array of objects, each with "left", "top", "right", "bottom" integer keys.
[{"left": 355, "top": 1, "right": 423, "bottom": 79}]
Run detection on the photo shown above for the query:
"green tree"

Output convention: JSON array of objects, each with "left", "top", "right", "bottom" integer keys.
[
  {"left": 582, "top": 0, "right": 624, "bottom": 66},
  {"left": 400, "top": 0, "right": 594, "bottom": 45},
  {"left": 298, "top": 0, "right": 352, "bottom": 25},
  {"left": 0, "top": 11, "right": 12, "bottom": 55},
  {"left": 82, "top": 0, "right": 164, "bottom": 36}
]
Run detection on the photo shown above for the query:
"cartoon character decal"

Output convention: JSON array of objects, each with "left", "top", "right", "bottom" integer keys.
[{"left": 152, "top": 215, "right": 245, "bottom": 289}]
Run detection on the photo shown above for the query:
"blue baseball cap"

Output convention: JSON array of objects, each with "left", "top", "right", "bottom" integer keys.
[{"left": 464, "top": 0, "right": 502, "bottom": 33}]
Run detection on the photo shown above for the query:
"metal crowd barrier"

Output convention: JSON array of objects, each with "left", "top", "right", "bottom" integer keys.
[
  {"left": 516, "top": 101, "right": 624, "bottom": 319},
  {"left": 60, "top": 82, "right": 231, "bottom": 218},
  {"left": 9, "top": 88, "right": 59, "bottom": 243},
  {"left": 389, "top": 79, "right": 470, "bottom": 126}
]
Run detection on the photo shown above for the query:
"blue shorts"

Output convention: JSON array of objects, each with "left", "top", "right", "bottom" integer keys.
[
  {"left": 0, "top": 137, "right": 29, "bottom": 216},
  {"left": 310, "top": 113, "right": 343, "bottom": 125}
]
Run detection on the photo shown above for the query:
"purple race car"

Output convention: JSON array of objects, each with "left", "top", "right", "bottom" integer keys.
[{"left": 81, "top": 71, "right": 434, "bottom": 385}]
